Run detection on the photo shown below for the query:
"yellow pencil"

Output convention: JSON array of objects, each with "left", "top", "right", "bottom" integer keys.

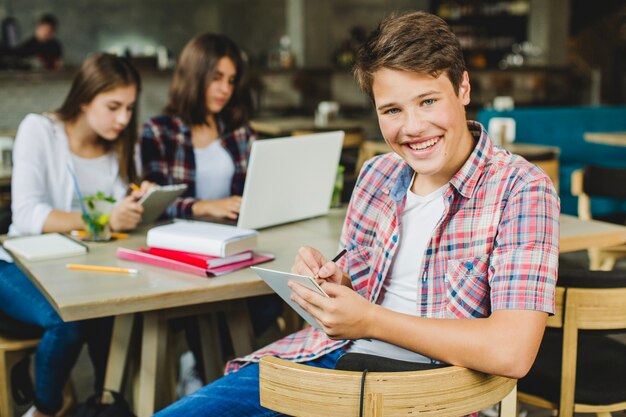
[
  {"left": 130, "top": 183, "right": 141, "bottom": 192},
  {"left": 70, "top": 230, "right": 129, "bottom": 239},
  {"left": 66, "top": 264, "right": 138, "bottom": 274}
]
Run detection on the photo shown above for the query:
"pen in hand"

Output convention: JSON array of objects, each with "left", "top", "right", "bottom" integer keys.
[{"left": 330, "top": 248, "right": 348, "bottom": 263}]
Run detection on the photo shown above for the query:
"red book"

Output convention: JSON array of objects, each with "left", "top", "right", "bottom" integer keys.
[
  {"left": 117, "top": 247, "right": 274, "bottom": 277},
  {"left": 143, "top": 247, "right": 253, "bottom": 269}
]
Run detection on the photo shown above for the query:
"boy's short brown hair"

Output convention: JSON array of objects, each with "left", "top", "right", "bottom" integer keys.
[{"left": 353, "top": 11, "right": 466, "bottom": 98}]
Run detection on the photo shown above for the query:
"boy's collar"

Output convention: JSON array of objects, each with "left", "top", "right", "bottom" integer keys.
[{"left": 449, "top": 121, "right": 492, "bottom": 199}]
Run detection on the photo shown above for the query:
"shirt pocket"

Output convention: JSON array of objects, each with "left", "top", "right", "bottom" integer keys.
[{"left": 445, "top": 255, "right": 491, "bottom": 319}]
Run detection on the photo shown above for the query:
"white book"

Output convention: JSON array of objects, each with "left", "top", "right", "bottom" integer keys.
[
  {"left": 3, "top": 233, "right": 88, "bottom": 261},
  {"left": 146, "top": 220, "right": 258, "bottom": 257}
]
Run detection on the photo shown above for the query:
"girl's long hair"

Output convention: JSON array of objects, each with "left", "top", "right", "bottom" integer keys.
[
  {"left": 56, "top": 53, "right": 141, "bottom": 184},
  {"left": 164, "top": 32, "right": 253, "bottom": 131}
]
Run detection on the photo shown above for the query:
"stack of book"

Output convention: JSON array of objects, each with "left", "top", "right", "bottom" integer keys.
[{"left": 117, "top": 220, "right": 274, "bottom": 277}]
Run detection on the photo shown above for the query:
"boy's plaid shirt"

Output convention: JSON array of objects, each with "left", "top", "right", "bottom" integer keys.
[{"left": 226, "top": 121, "right": 559, "bottom": 373}]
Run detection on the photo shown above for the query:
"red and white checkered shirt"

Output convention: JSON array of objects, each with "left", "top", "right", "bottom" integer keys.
[
  {"left": 226, "top": 121, "right": 559, "bottom": 373},
  {"left": 141, "top": 115, "right": 256, "bottom": 218}
]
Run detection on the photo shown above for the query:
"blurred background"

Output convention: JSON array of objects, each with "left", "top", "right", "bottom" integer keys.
[{"left": 0, "top": 0, "right": 624, "bottom": 132}]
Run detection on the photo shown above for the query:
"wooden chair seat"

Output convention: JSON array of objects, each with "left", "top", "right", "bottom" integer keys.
[{"left": 260, "top": 356, "right": 517, "bottom": 417}]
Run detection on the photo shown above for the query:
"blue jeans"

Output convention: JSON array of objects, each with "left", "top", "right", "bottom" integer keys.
[
  {"left": 154, "top": 349, "right": 344, "bottom": 417},
  {"left": 0, "top": 261, "right": 112, "bottom": 414}
]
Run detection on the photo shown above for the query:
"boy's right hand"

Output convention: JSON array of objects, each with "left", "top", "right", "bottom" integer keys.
[{"left": 291, "top": 246, "right": 343, "bottom": 285}]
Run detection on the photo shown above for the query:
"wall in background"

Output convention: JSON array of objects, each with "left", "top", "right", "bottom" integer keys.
[
  {"left": 0, "top": 0, "right": 427, "bottom": 67},
  {"left": 0, "top": 0, "right": 221, "bottom": 66}
]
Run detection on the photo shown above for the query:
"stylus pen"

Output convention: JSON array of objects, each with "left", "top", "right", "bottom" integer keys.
[{"left": 331, "top": 248, "right": 347, "bottom": 263}]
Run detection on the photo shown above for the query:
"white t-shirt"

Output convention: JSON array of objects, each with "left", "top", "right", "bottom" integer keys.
[
  {"left": 71, "top": 153, "right": 118, "bottom": 211},
  {"left": 194, "top": 140, "right": 235, "bottom": 200},
  {"left": 347, "top": 180, "right": 446, "bottom": 362}
]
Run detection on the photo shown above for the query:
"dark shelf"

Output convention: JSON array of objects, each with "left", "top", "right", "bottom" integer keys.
[{"left": 432, "top": 0, "right": 529, "bottom": 69}]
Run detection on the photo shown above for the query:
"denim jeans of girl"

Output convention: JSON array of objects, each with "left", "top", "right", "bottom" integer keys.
[
  {"left": 154, "top": 349, "right": 343, "bottom": 417},
  {"left": 0, "top": 261, "right": 112, "bottom": 414}
]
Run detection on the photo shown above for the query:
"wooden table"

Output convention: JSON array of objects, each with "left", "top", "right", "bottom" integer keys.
[
  {"left": 560, "top": 214, "right": 626, "bottom": 253},
  {"left": 9, "top": 210, "right": 626, "bottom": 415},
  {"left": 9, "top": 211, "right": 345, "bottom": 416},
  {"left": 584, "top": 132, "right": 626, "bottom": 147}
]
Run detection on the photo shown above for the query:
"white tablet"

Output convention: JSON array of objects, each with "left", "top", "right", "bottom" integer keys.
[
  {"left": 251, "top": 266, "right": 329, "bottom": 329},
  {"left": 139, "top": 184, "right": 188, "bottom": 225}
]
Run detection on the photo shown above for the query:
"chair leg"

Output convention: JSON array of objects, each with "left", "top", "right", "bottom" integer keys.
[
  {"left": 0, "top": 351, "right": 12, "bottom": 417},
  {"left": 588, "top": 248, "right": 602, "bottom": 270},
  {"left": 588, "top": 248, "right": 617, "bottom": 271},
  {"left": 499, "top": 384, "right": 517, "bottom": 417},
  {"left": 595, "top": 413, "right": 612, "bottom": 417},
  {"left": 598, "top": 256, "right": 616, "bottom": 271},
  {"left": 0, "top": 348, "right": 38, "bottom": 417}
]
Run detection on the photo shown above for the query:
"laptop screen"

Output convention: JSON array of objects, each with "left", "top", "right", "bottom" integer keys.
[{"left": 236, "top": 131, "right": 344, "bottom": 230}]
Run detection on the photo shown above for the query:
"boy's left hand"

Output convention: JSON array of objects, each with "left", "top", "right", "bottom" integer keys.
[{"left": 288, "top": 280, "right": 376, "bottom": 340}]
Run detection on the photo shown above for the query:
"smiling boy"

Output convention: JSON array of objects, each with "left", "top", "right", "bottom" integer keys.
[{"left": 155, "top": 11, "right": 559, "bottom": 417}]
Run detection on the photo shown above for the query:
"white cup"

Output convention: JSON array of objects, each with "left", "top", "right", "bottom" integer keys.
[{"left": 315, "top": 101, "right": 340, "bottom": 127}]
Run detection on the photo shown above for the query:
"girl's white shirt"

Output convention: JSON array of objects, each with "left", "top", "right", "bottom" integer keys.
[
  {"left": 193, "top": 139, "right": 235, "bottom": 201},
  {"left": 8, "top": 113, "right": 127, "bottom": 237}
]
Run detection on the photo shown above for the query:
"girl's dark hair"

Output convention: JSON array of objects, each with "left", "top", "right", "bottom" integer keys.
[
  {"left": 56, "top": 53, "right": 141, "bottom": 184},
  {"left": 354, "top": 11, "right": 466, "bottom": 99},
  {"left": 164, "top": 32, "right": 252, "bottom": 131}
]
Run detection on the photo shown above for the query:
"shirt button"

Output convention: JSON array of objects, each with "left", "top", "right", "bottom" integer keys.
[
  {"left": 377, "top": 273, "right": 382, "bottom": 280},
  {"left": 465, "top": 262, "right": 474, "bottom": 270},
  {"left": 392, "top": 235, "right": 398, "bottom": 243}
]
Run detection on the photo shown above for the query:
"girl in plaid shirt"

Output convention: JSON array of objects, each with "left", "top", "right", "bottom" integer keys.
[
  {"left": 141, "top": 32, "right": 257, "bottom": 220},
  {"left": 155, "top": 12, "right": 558, "bottom": 417},
  {"left": 141, "top": 33, "right": 281, "bottom": 399}
]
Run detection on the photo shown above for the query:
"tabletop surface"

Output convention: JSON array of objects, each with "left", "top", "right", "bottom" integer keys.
[
  {"left": 9, "top": 211, "right": 626, "bottom": 322},
  {"left": 251, "top": 117, "right": 378, "bottom": 136},
  {"left": 584, "top": 131, "right": 626, "bottom": 147},
  {"left": 559, "top": 214, "right": 626, "bottom": 253},
  {"left": 11, "top": 210, "right": 345, "bottom": 321}
]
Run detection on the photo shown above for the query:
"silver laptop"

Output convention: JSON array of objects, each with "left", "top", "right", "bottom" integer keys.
[{"left": 236, "top": 131, "right": 344, "bottom": 229}]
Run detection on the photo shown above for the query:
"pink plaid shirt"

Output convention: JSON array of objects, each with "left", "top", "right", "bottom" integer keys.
[{"left": 226, "top": 121, "right": 559, "bottom": 373}]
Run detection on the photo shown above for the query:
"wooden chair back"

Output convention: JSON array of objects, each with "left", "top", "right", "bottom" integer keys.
[
  {"left": 571, "top": 168, "right": 626, "bottom": 270},
  {"left": 260, "top": 356, "right": 517, "bottom": 417},
  {"left": 0, "top": 312, "right": 81, "bottom": 417},
  {"left": 355, "top": 140, "right": 390, "bottom": 175},
  {"left": 519, "top": 270, "right": 626, "bottom": 417},
  {"left": 0, "top": 334, "right": 40, "bottom": 417}
]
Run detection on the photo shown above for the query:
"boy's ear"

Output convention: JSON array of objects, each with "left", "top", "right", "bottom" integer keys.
[{"left": 458, "top": 71, "right": 471, "bottom": 105}]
